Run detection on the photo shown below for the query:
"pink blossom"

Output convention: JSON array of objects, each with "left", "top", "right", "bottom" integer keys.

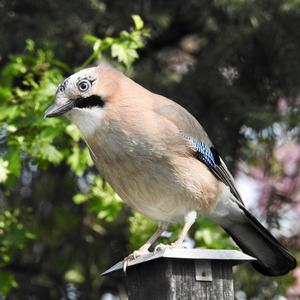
[
  {"left": 274, "top": 177, "right": 294, "bottom": 194},
  {"left": 288, "top": 267, "right": 300, "bottom": 299},
  {"left": 277, "top": 97, "right": 288, "bottom": 112},
  {"left": 275, "top": 143, "right": 300, "bottom": 176},
  {"left": 242, "top": 141, "right": 300, "bottom": 217},
  {"left": 249, "top": 166, "right": 265, "bottom": 180}
]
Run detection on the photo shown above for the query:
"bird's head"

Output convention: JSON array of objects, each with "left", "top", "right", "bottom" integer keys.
[
  {"left": 44, "top": 63, "right": 119, "bottom": 137},
  {"left": 44, "top": 66, "right": 104, "bottom": 118}
]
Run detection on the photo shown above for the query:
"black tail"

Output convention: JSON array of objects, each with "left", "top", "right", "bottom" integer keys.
[{"left": 223, "top": 207, "right": 297, "bottom": 276}]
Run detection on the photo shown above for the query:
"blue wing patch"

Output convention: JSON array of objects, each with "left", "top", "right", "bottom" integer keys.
[
  {"left": 183, "top": 135, "right": 243, "bottom": 203},
  {"left": 184, "top": 135, "right": 221, "bottom": 167},
  {"left": 192, "top": 140, "right": 216, "bottom": 167}
]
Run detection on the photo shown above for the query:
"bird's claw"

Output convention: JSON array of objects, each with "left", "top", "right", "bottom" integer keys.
[
  {"left": 122, "top": 249, "right": 150, "bottom": 273},
  {"left": 154, "top": 243, "right": 169, "bottom": 253},
  {"left": 154, "top": 242, "right": 187, "bottom": 253},
  {"left": 123, "top": 257, "right": 130, "bottom": 273}
]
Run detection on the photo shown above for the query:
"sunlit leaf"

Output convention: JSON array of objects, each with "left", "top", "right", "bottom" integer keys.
[
  {"left": 73, "top": 193, "right": 89, "bottom": 204},
  {"left": 40, "top": 144, "right": 63, "bottom": 163},
  {"left": 0, "top": 159, "right": 10, "bottom": 183},
  {"left": 132, "top": 14, "right": 144, "bottom": 30},
  {"left": 0, "top": 272, "right": 17, "bottom": 295},
  {"left": 5, "top": 148, "right": 21, "bottom": 177},
  {"left": 64, "top": 268, "right": 85, "bottom": 283}
]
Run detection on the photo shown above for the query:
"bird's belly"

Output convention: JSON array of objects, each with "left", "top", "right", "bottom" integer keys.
[
  {"left": 95, "top": 155, "right": 221, "bottom": 223},
  {"left": 100, "top": 165, "right": 189, "bottom": 222},
  {"left": 123, "top": 189, "right": 192, "bottom": 223},
  {"left": 87, "top": 131, "right": 221, "bottom": 223}
]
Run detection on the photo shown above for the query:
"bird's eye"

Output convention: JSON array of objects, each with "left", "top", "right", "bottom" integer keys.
[
  {"left": 58, "top": 85, "right": 65, "bottom": 93},
  {"left": 78, "top": 80, "right": 91, "bottom": 92}
]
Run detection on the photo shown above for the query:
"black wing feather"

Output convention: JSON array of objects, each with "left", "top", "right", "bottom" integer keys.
[
  {"left": 187, "top": 137, "right": 244, "bottom": 205},
  {"left": 211, "top": 161, "right": 244, "bottom": 205}
]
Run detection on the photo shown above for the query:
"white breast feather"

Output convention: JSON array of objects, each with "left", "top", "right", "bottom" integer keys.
[{"left": 68, "top": 107, "right": 104, "bottom": 137}]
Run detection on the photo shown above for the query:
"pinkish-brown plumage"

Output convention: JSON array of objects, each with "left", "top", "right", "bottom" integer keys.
[
  {"left": 77, "top": 64, "right": 221, "bottom": 222},
  {"left": 44, "top": 63, "right": 296, "bottom": 276}
]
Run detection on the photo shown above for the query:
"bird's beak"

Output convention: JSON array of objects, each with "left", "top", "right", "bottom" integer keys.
[{"left": 44, "top": 100, "right": 75, "bottom": 118}]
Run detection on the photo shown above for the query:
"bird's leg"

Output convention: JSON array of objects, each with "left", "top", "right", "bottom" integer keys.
[
  {"left": 171, "top": 211, "right": 197, "bottom": 247},
  {"left": 123, "top": 223, "right": 168, "bottom": 272},
  {"left": 133, "top": 224, "right": 167, "bottom": 257},
  {"left": 155, "top": 211, "right": 197, "bottom": 251}
]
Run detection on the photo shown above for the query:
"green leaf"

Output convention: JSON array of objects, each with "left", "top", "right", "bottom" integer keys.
[
  {"left": 93, "top": 40, "right": 101, "bottom": 52},
  {"left": 65, "top": 124, "right": 82, "bottom": 142},
  {"left": 0, "top": 271, "right": 17, "bottom": 295},
  {"left": 64, "top": 268, "right": 85, "bottom": 283},
  {"left": 25, "top": 39, "right": 35, "bottom": 52},
  {"left": 25, "top": 231, "right": 36, "bottom": 239},
  {"left": 132, "top": 15, "right": 144, "bottom": 30},
  {"left": 5, "top": 148, "right": 21, "bottom": 177},
  {"left": 73, "top": 193, "right": 89, "bottom": 204},
  {"left": 82, "top": 15, "right": 149, "bottom": 68},
  {"left": 83, "top": 34, "right": 99, "bottom": 45},
  {"left": 0, "top": 106, "right": 19, "bottom": 121},
  {"left": 111, "top": 44, "right": 138, "bottom": 67},
  {"left": 111, "top": 44, "right": 126, "bottom": 61},
  {"left": 40, "top": 144, "right": 63, "bottom": 163},
  {"left": 67, "top": 146, "right": 92, "bottom": 175},
  {"left": 0, "top": 87, "right": 12, "bottom": 102},
  {"left": 0, "top": 159, "right": 10, "bottom": 183},
  {"left": 129, "top": 212, "right": 156, "bottom": 250}
]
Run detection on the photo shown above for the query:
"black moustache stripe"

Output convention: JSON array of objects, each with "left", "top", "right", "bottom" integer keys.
[{"left": 74, "top": 95, "right": 104, "bottom": 109}]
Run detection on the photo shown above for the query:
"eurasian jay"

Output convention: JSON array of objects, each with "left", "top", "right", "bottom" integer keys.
[{"left": 45, "top": 63, "right": 296, "bottom": 276}]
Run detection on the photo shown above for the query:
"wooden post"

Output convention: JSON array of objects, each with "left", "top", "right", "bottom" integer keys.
[{"left": 102, "top": 248, "right": 255, "bottom": 300}]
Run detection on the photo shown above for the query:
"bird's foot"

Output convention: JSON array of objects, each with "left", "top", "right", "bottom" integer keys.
[
  {"left": 127, "top": 248, "right": 151, "bottom": 261},
  {"left": 123, "top": 248, "right": 151, "bottom": 273},
  {"left": 154, "top": 241, "right": 187, "bottom": 253}
]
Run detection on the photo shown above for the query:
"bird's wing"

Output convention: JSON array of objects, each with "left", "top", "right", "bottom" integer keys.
[
  {"left": 153, "top": 100, "right": 213, "bottom": 146},
  {"left": 154, "top": 99, "right": 244, "bottom": 206},
  {"left": 186, "top": 136, "right": 244, "bottom": 205}
]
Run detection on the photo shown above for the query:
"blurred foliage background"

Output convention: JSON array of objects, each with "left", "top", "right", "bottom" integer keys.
[{"left": 0, "top": 0, "right": 300, "bottom": 299}]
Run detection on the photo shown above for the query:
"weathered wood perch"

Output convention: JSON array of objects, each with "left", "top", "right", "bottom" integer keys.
[{"left": 102, "top": 248, "right": 255, "bottom": 299}]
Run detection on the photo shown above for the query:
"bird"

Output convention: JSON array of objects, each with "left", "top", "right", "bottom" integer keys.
[{"left": 44, "top": 62, "right": 296, "bottom": 276}]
